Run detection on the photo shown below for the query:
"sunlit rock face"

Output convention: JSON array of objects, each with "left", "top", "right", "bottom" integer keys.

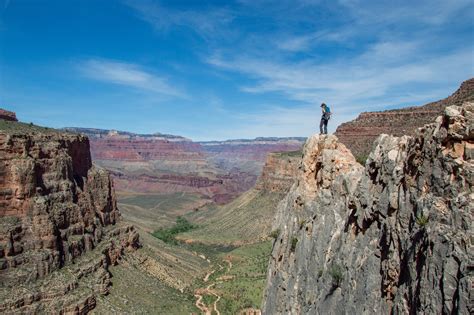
[
  {"left": 263, "top": 102, "right": 473, "bottom": 314},
  {"left": 0, "top": 109, "right": 18, "bottom": 122},
  {"left": 0, "top": 124, "right": 139, "bottom": 313}
]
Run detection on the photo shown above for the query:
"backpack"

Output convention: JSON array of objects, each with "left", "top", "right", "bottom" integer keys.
[{"left": 324, "top": 106, "right": 332, "bottom": 120}]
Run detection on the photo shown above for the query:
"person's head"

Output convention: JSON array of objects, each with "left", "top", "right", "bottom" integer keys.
[{"left": 321, "top": 103, "right": 326, "bottom": 108}]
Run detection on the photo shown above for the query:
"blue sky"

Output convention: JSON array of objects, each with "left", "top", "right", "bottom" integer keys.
[{"left": 0, "top": 0, "right": 473, "bottom": 140}]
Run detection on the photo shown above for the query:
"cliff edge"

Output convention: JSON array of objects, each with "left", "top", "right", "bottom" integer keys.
[
  {"left": 263, "top": 102, "right": 473, "bottom": 314},
  {"left": 0, "top": 118, "right": 139, "bottom": 313}
]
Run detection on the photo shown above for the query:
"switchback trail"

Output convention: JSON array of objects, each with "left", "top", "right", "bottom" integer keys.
[{"left": 194, "top": 258, "right": 232, "bottom": 314}]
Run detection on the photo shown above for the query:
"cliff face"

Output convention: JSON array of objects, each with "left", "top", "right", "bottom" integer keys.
[
  {"left": 64, "top": 129, "right": 304, "bottom": 205},
  {"left": 255, "top": 151, "right": 301, "bottom": 193},
  {"left": 0, "top": 121, "right": 139, "bottom": 313},
  {"left": 263, "top": 103, "right": 473, "bottom": 314},
  {"left": 335, "top": 78, "right": 474, "bottom": 158},
  {"left": 200, "top": 138, "right": 305, "bottom": 174},
  {"left": 0, "top": 109, "right": 18, "bottom": 122}
]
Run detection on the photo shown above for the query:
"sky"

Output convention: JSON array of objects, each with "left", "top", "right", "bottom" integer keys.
[{"left": 0, "top": 0, "right": 473, "bottom": 141}]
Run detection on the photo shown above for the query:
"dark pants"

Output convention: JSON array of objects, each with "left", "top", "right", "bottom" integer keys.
[{"left": 320, "top": 118, "right": 328, "bottom": 134}]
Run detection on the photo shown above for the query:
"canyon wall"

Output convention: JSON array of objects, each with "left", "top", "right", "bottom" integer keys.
[
  {"left": 335, "top": 78, "right": 474, "bottom": 158},
  {"left": 255, "top": 151, "right": 301, "bottom": 194},
  {"left": 263, "top": 103, "right": 473, "bottom": 314},
  {"left": 0, "top": 109, "right": 18, "bottom": 122},
  {"left": 0, "top": 121, "right": 139, "bottom": 313},
  {"left": 65, "top": 128, "right": 304, "bottom": 205}
]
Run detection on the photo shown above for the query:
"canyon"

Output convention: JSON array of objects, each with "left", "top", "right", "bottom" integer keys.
[
  {"left": 263, "top": 102, "right": 473, "bottom": 314},
  {"left": 335, "top": 78, "right": 474, "bottom": 159},
  {"left": 1, "top": 78, "right": 473, "bottom": 314},
  {"left": 64, "top": 128, "right": 304, "bottom": 206},
  {"left": 0, "top": 120, "right": 139, "bottom": 313}
]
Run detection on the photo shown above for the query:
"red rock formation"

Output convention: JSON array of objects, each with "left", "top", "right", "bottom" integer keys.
[
  {"left": 65, "top": 128, "right": 305, "bottom": 205},
  {"left": 335, "top": 78, "right": 474, "bottom": 158},
  {"left": 0, "top": 126, "right": 139, "bottom": 313},
  {"left": 255, "top": 151, "right": 301, "bottom": 193},
  {"left": 200, "top": 139, "right": 305, "bottom": 163},
  {"left": 90, "top": 138, "right": 205, "bottom": 161},
  {"left": 0, "top": 109, "right": 17, "bottom": 122}
]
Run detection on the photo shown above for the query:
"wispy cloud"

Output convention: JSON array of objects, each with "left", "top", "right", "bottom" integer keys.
[
  {"left": 123, "top": 0, "right": 234, "bottom": 40},
  {"left": 78, "top": 58, "right": 184, "bottom": 97},
  {"left": 206, "top": 0, "right": 474, "bottom": 111},
  {"left": 208, "top": 46, "right": 472, "bottom": 105}
]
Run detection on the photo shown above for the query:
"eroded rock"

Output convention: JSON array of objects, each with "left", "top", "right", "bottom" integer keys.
[
  {"left": 0, "top": 126, "right": 139, "bottom": 313},
  {"left": 263, "top": 102, "right": 473, "bottom": 314}
]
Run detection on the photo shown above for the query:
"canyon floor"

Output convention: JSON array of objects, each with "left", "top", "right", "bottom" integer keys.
[{"left": 91, "top": 188, "right": 283, "bottom": 314}]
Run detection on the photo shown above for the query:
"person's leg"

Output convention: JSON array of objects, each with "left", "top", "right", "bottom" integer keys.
[
  {"left": 323, "top": 119, "right": 328, "bottom": 134},
  {"left": 320, "top": 118, "right": 324, "bottom": 134}
]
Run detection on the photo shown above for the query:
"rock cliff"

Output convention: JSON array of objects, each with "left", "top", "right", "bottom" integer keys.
[
  {"left": 0, "top": 109, "right": 18, "bottom": 122},
  {"left": 256, "top": 151, "right": 301, "bottom": 194},
  {"left": 335, "top": 78, "right": 474, "bottom": 158},
  {"left": 263, "top": 102, "right": 473, "bottom": 314},
  {"left": 0, "top": 119, "right": 139, "bottom": 313},
  {"left": 64, "top": 128, "right": 304, "bottom": 205}
]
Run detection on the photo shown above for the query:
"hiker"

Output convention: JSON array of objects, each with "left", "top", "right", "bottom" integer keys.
[{"left": 320, "top": 103, "right": 331, "bottom": 134}]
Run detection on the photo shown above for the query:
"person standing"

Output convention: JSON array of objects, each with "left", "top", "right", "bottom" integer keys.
[{"left": 320, "top": 103, "right": 331, "bottom": 134}]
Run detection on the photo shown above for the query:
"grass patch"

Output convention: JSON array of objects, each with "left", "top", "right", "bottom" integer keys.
[
  {"left": 329, "top": 265, "right": 343, "bottom": 287},
  {"left": 0, "top": 120, "right": 68, "bottom": 135},
  {"left": 152, "top": 217, "right": 197, "bottom": 244},
  {"left": 415, "top": 214, "right": 429, "bottom": 227},
  {"left": 290, "top": 237, "right": 298, "bottom": 252},
  {"left": 355, "top": 155, "right": 368, "bottom": 165},
  {"left": 269, "top": 229, "right": 280, "bottom": 239},
  {"left": 212, "top": 241, "right": 272, "bottom": 314}
]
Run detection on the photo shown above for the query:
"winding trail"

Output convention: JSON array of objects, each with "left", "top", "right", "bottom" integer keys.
[{"left": 194, "top": 258, "right": 233, "bottom": 314}]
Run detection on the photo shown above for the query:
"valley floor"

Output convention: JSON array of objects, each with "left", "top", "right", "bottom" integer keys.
[{"left": 93, "top": 190, "right": 277, "bottom": 314}]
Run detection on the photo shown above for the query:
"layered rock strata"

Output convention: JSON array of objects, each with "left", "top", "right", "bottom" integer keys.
[
  {"left": 0, "top": 122, "right": 139, "bottom": 313},
  {"left": 263, "top": 103, "right": 473, "bottom": 314},
  {"left": 255, "top": 151, "right": 301, "bottom": 193},
  {"left": 66, "top": 128, "right": 304, "bottom": 205},
  {"left": 0, "top": 109, "right": 18, "bottom": 122},
  {"left": 335, "top": 78, "right": 474, "bottom": 158}
]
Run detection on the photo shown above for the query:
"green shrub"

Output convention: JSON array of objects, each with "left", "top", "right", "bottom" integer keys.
[
  {"left": 415, "top": 214, "right": 429, "bottom": 227},
  {"left": 329, "top": 265, "right": 343, "bottom": 287},
  {"left": 299, "top": 219, "right": 306, "bottom": 229},
  {"left": 152, "top": 216, "right": 196, "bottom": 244},
  {"left": 355, "top": 155, "right": 368, "bottom": 165},
  {"left": 290, "top": 237, "right": 298, "bottom": 252},
  {"left": 269, "top": 229, "right": 280, "bottom": 239}
]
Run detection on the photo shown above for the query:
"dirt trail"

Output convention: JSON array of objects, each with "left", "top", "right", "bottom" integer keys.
[
  {"left": 194, "top": 258, "right": 233, "bottom": 314},
  {"left": 203, "top": 270, "right": 215, "bottom": 282}
]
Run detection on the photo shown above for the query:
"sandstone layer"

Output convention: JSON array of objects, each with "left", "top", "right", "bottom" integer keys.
[
  {"left": 335, "top": 78, "right": 474, "bottom": 158},
  {"left": 65, "top": 128, "right": 304, "bottom": 205},
  {"left": 0, "top": 120, "right": 139, "bottom": 313},
  {"left": 0, "top": 109, "right": 18, "bottom": 122},
  {"left": 181, "top": 150, "right": 302, "bottom": 246},
  {"left": 255, "top": 151, "right": 301, "bottom": 194},
  {"left": 263, "top": 103, "right": 473, "bottom": 314}
]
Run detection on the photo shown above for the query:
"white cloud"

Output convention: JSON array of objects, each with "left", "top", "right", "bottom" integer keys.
[
  {"left": 78, "top": 59, "right": 184, "bottom": 97},
  {"left": 124, "top": 0, "right": 234, "bottom": 40},
  {"left": 208, "top": 42, "right": 473, "bottom": 106}
]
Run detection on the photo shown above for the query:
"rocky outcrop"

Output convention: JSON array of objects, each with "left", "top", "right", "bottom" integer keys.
[
  {"left": 0, "top": 125, "right": 139, "bottom": 313},
  {"left": 256, "top": 151, "right": 301, "bottom": 193},
  {"left": 263, "top": 103, "right": 473, "bottom": 314},
  {"left": 335, "top": 78, "right": 474, "bottom": 158},
  {"left": 0, "top": 109, "right": 18, "bottom": 122}
]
